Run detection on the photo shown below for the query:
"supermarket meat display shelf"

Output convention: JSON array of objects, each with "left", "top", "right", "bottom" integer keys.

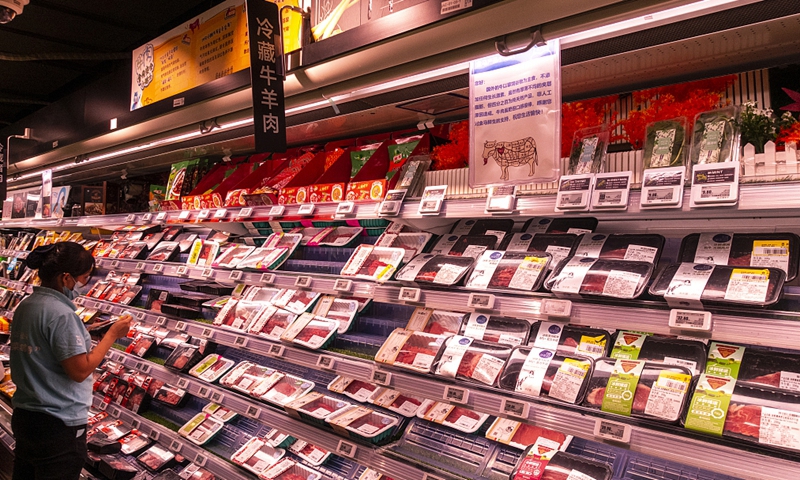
[
  {"left": 3, "top": 181, "right": 800, "bottom": 232},
  {"left": 0, "top": 399, "right": 13, "bottom": 453},
  {"left": 61, "top": 253, "right": 800, "bottom": 351},
  {"left": 86, "top": 295, "right": 798, "bottom": 480},
  {"left": 104, "top": 349, "right": 434, "bottom": 480},
  {"left": 0, "top": 277, "right": 33, "bottom": 295}
]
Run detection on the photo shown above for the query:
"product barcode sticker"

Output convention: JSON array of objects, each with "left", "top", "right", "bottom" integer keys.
[
  {"left": 594, "top": 418, "right": 631, "bottom": 444},
  {"left": 724, "top": 268, "right": 769, "bottom": 303}
]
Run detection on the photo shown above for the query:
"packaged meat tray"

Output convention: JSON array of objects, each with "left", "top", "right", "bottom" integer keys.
[
  {"left": 375, "top": 232, "right": 433, "bottom": 262},
  {"left": 213, "top": 299, "right": 267, "bottom": 332},
  {"left": 610, "top": 332, "right": 706, "bottom": 375},
  {"left": 511, "top": 450, "right": 612, "bottom": 480},
  {"left": 465, "top": 251, "right": 551, "bottom": 291},
  {"left": 171, "top": 292, "right": 214, "bottom": 308},
  {"left": 264, "top": 428, "right": 295, "bottom": 449},
  {"left": 583, "top": 358, "right": 693, "bottom": 423},
  {"left": 459, "top": 313, "right": 529, "bottom": 346},
  {"left": 219, "top": 361, "right": 279, "bottom": 395},
  {"left": 147, "top": 241, "right": 179, "bottom": 262},
  {"left": 231, "top": 437, "right": 285, "bottom": 475},
  {"left": 302, "top": 226, "right": 363, "bottom": 247},
  {"left": 212, "top": 244, "right": 256, "bottom": 268},
  {"left": 574, "top": 233, "right": 665, "bottom": 264},
  {"left": 394, "top": 254, "right": 474, "bottom": 285},
  {"left": 375, "top": 329, "right": 448, "bottom": 374},
  {"left": 288, "top": 440, "right": 330, "bottom": 466},
  {"left": 164, "top": 342, "right": 206, "bottom": 372},
  {"left": 678, "top": 232, "right": 799, "bottom": 281},
  {"left": 248, "top": 306, "right": 297, "bottom": 340},
  {"left": 118, "top": 431, "right": 151, "bottom": 455},
  {"left": 243, "top": 286, "right": 282, "bottom": 303},
  {"left": 152, "top": 384, "right": 188, "bottom": 406},
  {"left": 285, "top": 391, "right": 351, "bottom": 425},
  {"left": 145, "top": 289, "right": 172, "bottom": 313},
  {"left": 249, "top": 371, "right": 289, "bottom": 399},
  {"left": 433, "top": 336, "right": 512, "bottom": 386},
  {"left": 258, "top": 374, "right": 314, "bottom": 407},
  {"left": 279, "top": 313, "right": 338, "bottom": 350},
  {"left": 259, "top": 459, "right": 322, "bottom": 480},
  {"left": 369, "top": 388, "right": 425, "bottom": 417},
  {"left": 405, "top": 307, "right": 466, "bottom": 335},
  {"left": 498, "top": 346, "right": 594, "bottom": 404},
  {"left": 649, "top": 263, "right": 785, "bottom": 307},
  {"left": 273, "top": 289, "right": 320, "bottom": 315},
  {"left": 118, "top": 242, "right": 148, "bottom": 260},
  {"left": 521, "top": 217, "right": 598, "bottom": 234},
  {"left": 417, "top": 400, "right": 490, "bottom": 433},
  {"left": 328, "top": 376, "right": 379, "bottom": 403},
  {"left": 178, "top": 412, "right": 225, "bottom": 446},
  {"left": 326, "top": 405, "right": 400, "bottom": 444},
  {"left": 238, "top": 246, "right": 292, "bottom": 271},
  {"left": 313, "top": 296, "right": 358, "bottom": 334},
  {"left": 501, "top": 233, "right": 580, "bottom": 266},
  {"left": 188, "top": 354, "right": 235, "bottom": 383},
  {"left": 544, "top": 257, "right": 654, "bottom": 299},
  {"left": 485, "top": 417, "right": 570, "bottom": 450},
  {"left": 177, "top": 463, "right": 216, "bottom": 480},
  {"left": 340, "top": 245, "right": 405, "bottom": 282},
  {"left": 160, "top": 304, "right": 202, "bottom": 319},
  {"left": 137, "top": 444, "right": 175, "bottom": 472},
  {"left": 202, "top": 402, "right": 237, "bottom": 422},
  {"left": 178, "top": 280, "right": 207, "bottom": 292},
  {"left": 197, "top": 283, "right": 235, "bottom": 296},
  {"left": 430, "top": 234, "right": 498, "bottom": 258},
  {"left": 99, "top": 454, "right": 140, "bottom": 480},
  {"left": 738, "top": 348, "right": 800, "bottom": 391},
  {"left": 449, "top": 218, "right": 515, "bottom": 239},
  {"left": 125, "top": 333, "right": 156, "bottom": 358}
]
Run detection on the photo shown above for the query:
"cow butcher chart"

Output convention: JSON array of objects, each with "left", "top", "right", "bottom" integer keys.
[{"left": 482, "top": 137, "right": 538, "bottom": 181}]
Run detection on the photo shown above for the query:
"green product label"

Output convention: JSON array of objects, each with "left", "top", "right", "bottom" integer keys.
[
  {"left": 601, "top": 359, "right": 645, "bottom": 416},
  {"left": 706, "top": 342, "right": 745, "bottom": 379},
  {"left": 610, "top": 331, "right": 650, "bottom": 360},
  {"left": 350, "top": 149, "right": 377, "bottom": 177},
  {"left": 684, "top": 374, "right": 736, "bottom": 435},
  {"left": 388, "top": 141, "right": 420, "bottom": 165}
]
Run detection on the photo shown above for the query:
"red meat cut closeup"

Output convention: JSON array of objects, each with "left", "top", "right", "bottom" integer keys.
[
  {"left": 723, "top": 403, "right": 761, "bottom": 438},
  {"left": 586, "top": 384, "right": 651, "bottom": 412}
]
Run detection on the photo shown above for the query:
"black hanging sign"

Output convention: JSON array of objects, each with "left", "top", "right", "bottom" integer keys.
[{"left": 246, "top": 0, "right": 286, "bottom": 153}]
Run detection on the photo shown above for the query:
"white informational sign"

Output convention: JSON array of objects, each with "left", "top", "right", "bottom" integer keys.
[
  {"left": 469, "top": 40, "right": 561, "bottom": 187},
  {"left": 690, "top": 162, "right": 740, "bottom": 207},
  {"left": 41, "top": 169, "right": 53, "bottom": 218},
  {"left": 591, "top": 171, "right": 632, "bottom": 211},
  {"left": 555, "top": 174, "right": 593, "bottom": 212},
  {"left": 640, "top": 166, "right": 685, "bottom": 209}
]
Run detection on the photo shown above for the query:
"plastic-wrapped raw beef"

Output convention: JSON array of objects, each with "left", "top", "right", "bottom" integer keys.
[
  {"left": 328, "top": 376, "right": 379, "bottom": 403},
  {"left": 530, "top": 322, "right": 611, "bottom": 359},
  {"left": 326, "top": 405, "right": 400, "bottom": 444},
  {"left": 719, "top": 382, "right": 800, "bottom": 453},
  {"left": 375, "top": 329, "right": 448, "bottom": 373},
  {"left": 288, "top": 440, "right": 330, "bottom": 466},
  {"left": 466, "top": 251, "right": 550, "bottom": 291},
  {"left": 405, "top": 307, "right": 466, "bottom": 335},
  {"left": 178, "top": 412, "right": 224, "bottom": 446},
  {"left": 136, "top": 444, "right": 175, "bottom": 472},
  {"left": 521, "top": 217, "right": 598, "bottom": 234},
  {"left": 285, "top": 391, "right": 351, "bottom": 424},
  {"left": 573, "top": 233, "right": 665, "bottom": 264},
  {"left": 153, "top": 384, "right": 187, "bottom": 406},
  {"left": 188, "top": 354, "right": 235, "bottom": 383},
  {"left": 459, "top": 313, "right": 529, "bottom": 346},
  {"left": 280, "top": 313, "right": 338, "bottom": 350},
  {"left": 178, "top": 463, "right": 217, "bottom": 480},
  {"left": 485, "top": 417, "right": 570, "bottom": 450},
  {"left": 212, "top": 299, "right": 267, "bottom": 331},
  {"left": 433, "top": 336, "right": 511, "bottom": 386},
  {"left": 430, "top": 234, "right": 498, "bottom": 258},
  {"left": 545, "top": 257, "right": 654, "bottom": 299},
  {"left": 610, "top": 332, "right": 707, "bottom": 375},
  {"left": 340, "top": 245, "right": 405, "bottom": 282},
  {"left": 220, "top": 361, "right": 279, "bottom": 395},
  {"left": 498, "top": 346, "right": 594, "bottom": 404},
  {"left": 259, "top": 458, "right": 322, "bottom": 480},
  {"left": 249, "top": 307, "right": 297, "bottom": 340},
  {"left": 511, "top": 450, "right": 612, "bottom": 480},
  {"left": 500, "top": 233, "right": 581, "bottom": 270},
  {"left": 417, "top": 400, "right": 490, "bottom": 433},
  {"left": 374, "top": 232, "right": 433, "bottom": 262},
  {"left": 394, "top": 254, "right": 474, "bottom": 285},
  {"left": 738, "top": 348, "right": 800, "bottom": 391},
  {"left": 259, "top": 375, "right": 314, "bottom": 406},
  {"left": 369, "top": 388, "right": 425, "bottom": 417},
  {"left": 231, "top": 437, "right": 285, "bottom": 475}
]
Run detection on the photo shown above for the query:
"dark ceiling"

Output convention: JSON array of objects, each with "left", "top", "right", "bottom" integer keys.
[{"left": 0, "top": 0, "right": 225, "bottom": 127}]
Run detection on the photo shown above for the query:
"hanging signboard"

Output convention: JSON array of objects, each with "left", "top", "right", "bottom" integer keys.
[
  {"left": 246, "top": 0, "right": 287, "bottom": 153},
  {"left": 41, "top": 169, "right": 52, "bottom": 218},
  {"left": 468, "top": 40, "right": 561, "bottom": 188}
]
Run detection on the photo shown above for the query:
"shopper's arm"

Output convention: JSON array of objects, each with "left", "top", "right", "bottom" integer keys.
[{"left": 60, "top": 317, "right": 132, "bottom": 383}]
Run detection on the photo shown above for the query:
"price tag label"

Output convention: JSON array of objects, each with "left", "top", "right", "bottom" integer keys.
[
  {"left": 210, "top": 391, "right": 224, "bottom": 403},
  {"left": 371, "top": 370, "right": 392, "bottom": 386},
  {"left": 134, "top": 361, "right": 143, "bottom": 371},
  {"left": 555, "top": 174, "right": 593, "bottom": 212},
  {"left": 335, "top": 201, "right": 355, "bottom": 217},
  {"left": 201, "top": 268, "right": 214, "bottom": 278},
  {"left": 131, "top": 419, "right": 140, "bottom": 430},
  {"left": 398, "top": 287, "right": 421, "bottom": 303},
  {"left": 214, "top": 208, "right": 227, "bottom": 220},
  {"left": 74, "top": 297, "right": 84, "bottom": 306},
  {"left": 594, "top": 418, "right": 632, "bottom": 444},
  {"left": 156, "top": 316, "right": 167, "bottom": 326},
  {"left": 170, "top": 440, "right": 183, "bottom": 452},
  {"left": 418, "top": 185, "right": 447, "bottom": 215},
  {"left": 500, "top": 398, "right": 530, "bottom": 419},
  {"left": 467, "top": 292, "right": 495, "bottom": 310},
  {"left": 542, "top": 298, "right": 572, "bottom": 318},
  {"left": 178, "top": 211, "right": 191, "bottom": 221},
  {"left": 246, "top": 405, "right": 262, "bottom": 419},
  {"left": 175, "top": 321, "right": 187, "bottom": 332},
  {"left": 229, "top": 270, "right": 243, "bottom": 281},
  {"left": 333, "top": 278, "right": 352, "bottom": 293},
  {"left": 195, "top": 453, "right": 207, "bottom": 467},
  {"left": 261, "top": 273, "right": 275, "bottom": 285},
  {"left": 177, "top": 378, "right": 189, "bottom": 389},
  {"left": 485, "top": 185, "right": 517, "bottom": 213},
  {"left": 135, "top": 311, "right": 145, "bottom": 320},
  {"left": 297, "top": 204, "right": 316, "bottom": 216},
  {"left": 268, "top": 344, "right": 285, "bottom": 357},
  {"left": 234, "top": 336, "right": 248, "bottom": 348},
  {"left": 153, "top": 264, "right": 164, "bottom": 273},
  {"left": 423, "top": 474, "right": 445, "bottom": 480},
  {"left": 150, "top": 430, "right": 160, "bottom": 441},
  {"left": 135, "top": 262, "right": 146, "bottom": 271},
  {"left": 155, "top": 212, "right": 168, "bottom": 222},
  {"left": 176, "top": 266, "right": 189, "bottom": 276},
  {"left": 197, "top": 209, "right": 211, "bottom": 221},
  {"left": 142, "top": 213, "right": 153, "bottom": 223},
  {"left": 269, "top": 205, "right": 285, "bottom": 217},
  {"left": 109, "top": 406, "right": 120, "bottom": 418},
  {"left": 141, "top": 364, "right": 151, "bottom": 374},
  {"left": 111, "top": 260, "right": 120, "bottom": 269},
  {"left": 591, "top": 171, "right": 632, "bottom": 211},
  {"left": 690, "top": 162, "right": 740, "bottom": 207},
  {"left": 669, "top": 309, "right": 712, "bottom": 331},
  {"left": 198, "top": 386, "right": 210, "bottom": 398},
  {"left": 317, "top": 355, "right": 335, "bottom": 370},
  {"left": 336, "top": 440, "right": 358, "bottom": 459},
  {"left": 237, "top": 207, "right": 253, "bottom": 219},
  {"left": 201, "top": 328, "right": 214, "bottom": 339},
  {"left": 378, "top": 189, "right": 407, "bottom": 217},
  {"left": 125, "top": 214, "right": 136, "bottom": 223},
  {"left": 295, "top": 276, "right": 312, "bottom": 288},
  {"left": 443, "top": 385, "right": 469, "bottom": 404},
  {"left": 640, "top": 166, "right": 685, "bottom": 209}
]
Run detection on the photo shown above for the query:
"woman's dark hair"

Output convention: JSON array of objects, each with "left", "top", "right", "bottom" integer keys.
[{"left": 25, "top": 242, "right": 95, "bottom": 283}]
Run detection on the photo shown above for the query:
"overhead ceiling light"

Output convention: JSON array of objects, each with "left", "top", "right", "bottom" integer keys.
[{"left": 0, "top": 0, "right": 29, "bottom": 24}]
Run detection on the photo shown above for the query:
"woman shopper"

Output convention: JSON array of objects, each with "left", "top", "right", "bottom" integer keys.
[{"left": 9, "top": 242, "right": 132, "bottom": 480}]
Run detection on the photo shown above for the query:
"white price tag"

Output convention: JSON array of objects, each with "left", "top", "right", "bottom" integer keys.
[
  {"left": 195, "top": 453, "right": 208, "bottom": 467},
  {"left": 178, "top": 211, "right": 191, "bottom": 221},
  {"left": 378, "top": 189, "right": 407, "bottom": 217},
  {"left": 398, "top": 287, "right": 421, "bottom": 303},
  {"left": 175, "top": 321, "right": 187, "bottom": 332},
  {"left": 418, "top": 185, "right": 447, "bottom": 215},
  {"left": 177, "top": 378, "right": 189, "bottom": 389},
  {"left": 336, "top": 440, "right": 358, "bottom": 459},
  {"left": 131, "top": 419, "right": 140, "bottom": 430},
  {"left": 141, "top": 364, "right": 151, "bottom": 374},
  {"left": 485, "top": 185, "right": 516, "bottom": 213},
  {"left": 542, "top": 298, "right": 572, "bottom": 317},
  {"left": 214, "top": 208, "right": 227, "bottom": 220},
  {"left": 268, "top": 344, "right": 285, "bottom": 357},
  {"left": 500, "top": 398, "right": 530, "bottom": 419},
  {"left": 371, "top": 370, "right": 392, "bottom": 386},
  {"left": 297, "top": 204, "right": 316, "bottom": 216},
  {"left": 197, "top": 209, "right": 211, "bottom": 221},
  {"left": 555, "top": 174, "right": 593, "bottom": 212},
  {"left": 237, "top": 207, "right": 253, "bottom": 219},
  {"left": 149, "top": 430, "right": 160, "bottom": 441},
  {"left": 295, "top": 276, "right": 312, "bottom": 288},
  {"left": 261, "top": 273, "right": 276, "bottom": 285},
  {"left": 594, "top": 418, "right": 632, "bottom": 444},
  {"left": 135, "top": 262, "right": 146, "bottom": 271},
  {"left": 111, "top": 260, "right": 120, "bottom": 269},
  {"left": 591, "top": 171, "right": 632, "bottom": 211},
  {"left": 669, "top": 309, "right": 712, "bottom": 331},
  {"left": 690, "top": 162, "right": 740, "bottom": 207},
  {"left": 176, "top": 266, "right": 188, "bottom": 276},
  {"left": 201, "top": 268, "right": 214, "bottom": 278},
  {"left": 246, "top": 405, "right": 262, "bottom": 419},
  {"left": 153, "top": 264, "right": 164, "bottom": 273},
  {"left": 333, "top": 278, "right": 352, "bottom": 293},
  {"left": 228, "top": 270, "right": 243, "bottom": 281},
  {"left": 170, "top": 440, "right": 183, "bottom": 452},
  {"left": 640, "top": 167, "right": 685, "bottom": 209},
  {"left": 156, "top": 316, "right": 167, "bottom": 326},
  {"left": 126, "top": 214, "right": 136, "bottom": 223},
  {"left": 443, "top": 385, "right": 469, "bottom": 404},
  {"left": 109, "top": 406, "right": 120, "bottom": 418},
  {"left": 335, "top": 201, "right": 355, "bottom": 217},
  {"left": 210, "top": 391, "right": 224, "bottom": 403},
  {"left": 268, "top": 205, "right": 285, "bottom": 216},
  {"left": 234, "top": 336, "right": 248, "bottom": 347},
  {"left": 142, "top": 213, "right": 153, "bottom": 223},
  {"left": 467, "top": 292, "right": 495, "bottom": 310},
  {"left": 317, "top": 355, "right": 336, "bottom": 370},
  {"left": 423, "top": 474, "right": 445, "bottom": 480},
  {"left": 198, "top": 386, "right": 210, "bottom": 398},
  {"left": 135, "top": 311, "right": 145, "bottom": 320},
  {"left": 155, "top": 212, "right": 168, "bottom": 222},
  {"left": 201, "top": 328, "right": 214, "bottom": 339}
]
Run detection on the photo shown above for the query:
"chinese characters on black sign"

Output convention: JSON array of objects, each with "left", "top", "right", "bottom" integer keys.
[{"left": 246, "top": 0, "right": 286, "bottom": 153}]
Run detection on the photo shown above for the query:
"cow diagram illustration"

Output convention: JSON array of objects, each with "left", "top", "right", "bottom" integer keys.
[{"left": 482, "top": 137, "right": 538, "bottom": 181}]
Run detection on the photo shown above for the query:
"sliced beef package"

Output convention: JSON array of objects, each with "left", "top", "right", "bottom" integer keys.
[
  {"left": 583, "top": 358, "right": 693, "bottom": 423},
  {"left": 610, "top": 332, "right": 707, "bottom": 376},
  {"left": 720, "top": 382, "right": 800, "bottom": 453},
  {"left": 678, "top": 232, "right": 799, "bottom": 281},
  {"left": 375, "top": 328, "right": 448, "bottom": 374},
  {"left": 500, "top": 233, "right": 581, "bottom": 266},
  {"left": 521, "top": 217, "right": 599, "bottom": 234},
  {"left": 498, "top": 346, "right": 594, "bottom": 404},
  {"left": 417, "top": 400, "right": 490, "bottom": 433},
  {"left": 529, "top": 322, "right": 611, "bottom": 359},
  {"left": 433, "top": 336, "right": 512, "bottom": 387},
  {"left": 485, "top": 417, "right": 570, "bottom": 451},
  {"left": 649, "top": 263, "right": 785, "bottom": 307},
  {"left": 405, "top": 307, "right": 466, "bottom": 335},
  {"left": 430, "top": 234, "right": 498, "bottom": 258},
  {"left": 738, "top": 348, "right": 800, "bottom": 392},
  {"left": 459, "top": 313, "right": 529, "bottom": 346},
  {"left": 449, "top": 218, "right": 514, "bottom": 237},
  {"left": 574, "top": 233, "right": 665, "bottom": 264},
  {"left": 545, "top": 257, "right": 654, "bottom": 299},
  {"left": 465, "top": 251, "right": 551, "bottom": 292},
  {"left": 394, "top": 254, "right": 474, "bottom": 286},
  {"left": 511, "top": 450, "right": 612, "bottom": 480}
]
